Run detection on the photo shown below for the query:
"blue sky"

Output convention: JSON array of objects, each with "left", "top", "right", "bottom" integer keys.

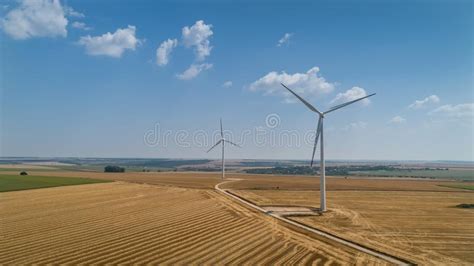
[{"left": 1, "top": 0, "right": 473, "bottom": 161}]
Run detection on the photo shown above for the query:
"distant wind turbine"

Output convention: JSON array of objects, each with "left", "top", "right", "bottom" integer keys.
[
  {"left": 280, "top": 83, "right": 376, "bottom": 212},
  {"left": 207, "top": 119, "right": 241, "bottom": 179}
]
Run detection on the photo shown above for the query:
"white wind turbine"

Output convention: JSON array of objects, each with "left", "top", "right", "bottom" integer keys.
[
  {"left": 207, "top": 119, "right": 240, "bottom": 179},
  {"left": 281, "top": 83, "right": 375, "bottom": 212}
]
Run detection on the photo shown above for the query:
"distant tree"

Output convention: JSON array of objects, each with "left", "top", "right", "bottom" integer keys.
[
  {"left": 104, "top": 165, "right": 125, "bottom": 173},
  {"left": 20, "top": 171, "right": 28, "bottom": 176},
  {"left": 456, "top": 203, "right": 474, "bottom": 209}
]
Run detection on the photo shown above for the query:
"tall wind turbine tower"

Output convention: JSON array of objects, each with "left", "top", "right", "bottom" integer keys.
[
  {"left": 281, "top": 83, "right": 375, "bottom": 212},
  {"left": 207, "top": 119, "right": 240, "bottom": 179}
]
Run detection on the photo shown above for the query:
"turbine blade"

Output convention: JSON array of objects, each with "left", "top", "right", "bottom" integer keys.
[
  {"left": 310, "top": 117, "right": 322, "bottom": 167},
  {"left": 280, "top": 83, "right": 322, "bottom": 115},
  {"left": 224, "top": 140, "right": 241, "bottom": 148},
  {"left": 220, "top": 118, "right": 223, "bottom": 138},
  {"left": 325, "top": 93, "right": 376, "bottom": 114},
  {"left": 206, "top": 140, "right": 222, "bottom": 153}
]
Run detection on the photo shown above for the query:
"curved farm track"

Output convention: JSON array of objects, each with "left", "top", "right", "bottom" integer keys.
[{"left": 0, "top": 182, "right": 385, "bottom": 264}]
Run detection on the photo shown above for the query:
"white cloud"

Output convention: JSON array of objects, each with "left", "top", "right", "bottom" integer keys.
[
  {"left": 409, "top": 95, "right": 440, "bottom": 109},
  {"left": 277, "top": 33, "right": 293, "bottom": 47},
  {"left": 249, "top": 67, "right": 335, "bottom": 101},
  {"left": 71, "top": 21, "right": 91, "bottom": 30},
  {"left": 64, "top": 6, "right": 84, "bottom": 18},
  {"left": 343, "top": 121, "right": 367, "bottom": 131},
  {"left": 389, "top": 116, "right": 406, "bottom": 124},
  {"left": 330, "top": 86, "right": 371, "bottom": 106},
  {"left": 429, "top": 103, "right": 474, "bottom": 119},
  {"left": 78, "top": 25, "right": 140, "bottom": 58},
  {"left": 1, "top": 0, "right": 68, "bottom": 40},
  {"left": 176, "top": 63, "right": 213, "bottom": 80},
  {"left": 156, "top": 38, "right": 178, "bottom": 66},
  {"left": 181, "top": 20, "right": 213, "bottom": 61},
  {"left": 222, "top": 81, "right": 233, "bottom": 88}
]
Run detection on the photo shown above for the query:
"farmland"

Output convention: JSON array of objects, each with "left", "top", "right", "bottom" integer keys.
[
  {"left": 439, "top": 184, "right": 474, "bottom": 191},
  {"left": 3, "top": 169, "right": 471, "bottom": 191},
  {"left": 227, "top": 180, "right": 474, "bottom": 265},
  {"left": 0, "top": 181, "right": 383, "bottom": 264},
  {"left": 0, "top": 170, "right": 225, "bottom": 189},
  {"left": 350, "top": 169, "right": 473, "bottom": 180},
  {"left": 219, "top": 173, "right": 472, "bottom": 192},
  {"left": 1, "top": 169, "right": 473, "bottom": 264},
  {"left": 0, "top": 174, "right": 110, "bottom": 192}
]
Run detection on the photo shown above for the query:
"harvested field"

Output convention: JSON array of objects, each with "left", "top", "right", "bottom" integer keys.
[
  {"left": 230, "top": 189, "right": 474, "bottom": 265},
  {"left": 0, "top": 171, "right": 225, "bottom": 189},
  {"left": 8, "top": 171, "right": 472, "bottom": 192},
  {"left": 221, "top": 174, "right": 473, "bottom": 192},
  {"left": 0, "top": 182, "right": 384, "bottom": 264},
  {"left": 0, "top": 164, "right": 58, "bottom": 170},
  {"left": 3, "top": 171, "right": 472, "bottom": 264}
]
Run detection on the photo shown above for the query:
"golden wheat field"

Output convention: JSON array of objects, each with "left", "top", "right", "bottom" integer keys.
[
  {"left": 2, "top": 170, "right": 473, "bottom": 264},
  {"left": 2, "top": 170, "right": 469, "bottom": 191},
  {"left": 0, "top": 170, "right": 222, "bottom": 189},
  {"left": 0, "top": 181, "right": 385, "bottom": 265},
  {"left": 219, "top": 174, "right": 471, "bottom": 192},
  {"left": 229, "top": 188, "right": 474, "bottom": 265}
]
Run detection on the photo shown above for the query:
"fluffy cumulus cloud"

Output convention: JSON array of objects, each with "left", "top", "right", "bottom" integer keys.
[
  {"left": 176, "top": 63, "right": 213, "bottom": 80},
  {"left": 1, "top": 0, "right": 68, "bottom": 40},
  {"left": 78, "top": 26, "right": 140, "bottom": 58},
  {"left": 249, "top": 67, "right": 335, "bottom": 101},
  {"left": 181, "top": 20, "right": 213, "bottom": 61},
  {"left": 71, "top": 21, "right": 90, "bottom": 30},
  {"left": 429, "top": 103, "right": 474, "bottom": 119},
  {"left": 222, "top": 81, "right": 233, "bottom": 88},
  {"left": 156, "top": 38, "right": 178, "bottom": 66},
  {"left": 389, "top": 116, "right": 406, "bottom": 124},
  {"left": 330, "top": 86, "right": 371, "bottom": 106},
  {"left": 277, "top": 33, "right": 293, "bottom": 47},
  {"left": 409, "top": 95, "right": 440, "bottom": 109}
]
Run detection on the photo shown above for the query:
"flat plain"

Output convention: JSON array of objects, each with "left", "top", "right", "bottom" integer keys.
[
  {"left": 1, "top": 170, "right": 473, "bottom": 264},
  {"left": 0, "top": 174, "right": 110, "bottom": 192},
  {"left": 351, "top": 168, "right": 473, "bottom": 180},
  {"left": 0, "top": 181, "right": 383, "bottom": 264},
  {"left": 226, "top": 178, "right": 474, "bottom": 265},
  {"left": 0, "top": 170, "right": 222, "bottom": 189},
  {"left": 2, "top": 170, "right": 470, "bottom": 191}
]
